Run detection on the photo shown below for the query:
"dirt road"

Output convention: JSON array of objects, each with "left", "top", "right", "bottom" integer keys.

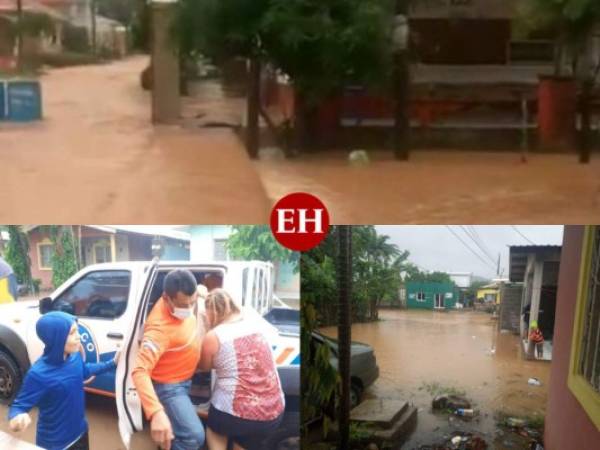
[{"left": 0, "top": 56, "right": 270, "bottom": 224}]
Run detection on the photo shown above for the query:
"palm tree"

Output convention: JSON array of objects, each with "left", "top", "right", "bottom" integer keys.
[{"left": 337, "top": 225, "right": 352, "bottom": 450}]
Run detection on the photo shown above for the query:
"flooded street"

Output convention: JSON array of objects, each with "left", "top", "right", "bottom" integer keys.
[
  {"left": 0, "top": 395, "right": 154, "bottom": 449},
  {"left": 0, "top": 56, "right": 270, "bottom": 223},
  {"left": 322, "top": 309, "right": 550, "bottom": 449},
  {"left": 256, "top": 149, "right": 600, "bottom": 224}
]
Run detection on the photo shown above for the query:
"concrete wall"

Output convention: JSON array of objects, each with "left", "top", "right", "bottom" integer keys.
[
  {"left": 162, "top": 238, "right": 190, "bottom": 261},
  {"left": 27, "top": 229, "right": 53, "bottom": 290},
  {"left": 189, "top": 225, "right": 232, "bottom": 260},
  {"left": 499, "top": 283, "right": 523, "bottom": 333},
  {"left": 544, "top": 226, "right": 600, "bottom": 449}
]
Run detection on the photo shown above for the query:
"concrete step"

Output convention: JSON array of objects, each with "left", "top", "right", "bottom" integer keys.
[
  {"left": 350, "top": 399, "right": 409, "bottom": 428},
  {"left": 373, "top": 405, "right": 418, "bottom": 443}
]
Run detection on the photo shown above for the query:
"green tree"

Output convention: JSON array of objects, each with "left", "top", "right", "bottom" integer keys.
[
  {"left": 520, "top": 0, "right": 600, "bottom": 76},
  {"left": 226, "top": 225, "right": 299, "bottom": 270},
  {"left": 302, "top": 225, "right": 411, "bottom": 325},
  {"left": 176, "top": 0, "right": 393, "bottom": 150},
  {"left": 406, "top": 269, "right": 453, "bottom": 284},
  {"left": 353, "top": 226, "right": 407, "bottom": 320},
  {"left": 4, "top": 226, "right": 33, "bottom": 290},
  {"left": 48, "top": 226, "right": 80, "bottom": 289}
]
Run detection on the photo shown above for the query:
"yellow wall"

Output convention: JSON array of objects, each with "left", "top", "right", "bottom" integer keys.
[{"left": 477, "top": 288, "right": 500, "bottom": 304}]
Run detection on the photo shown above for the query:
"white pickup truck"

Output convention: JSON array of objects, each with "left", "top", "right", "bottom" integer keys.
[{"left": 0, "top": 260, "right": 300, "bottom": 449}]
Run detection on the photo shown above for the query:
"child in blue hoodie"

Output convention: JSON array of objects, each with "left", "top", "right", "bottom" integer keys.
[{"left": 7, "top": 311, "right": 118, "bottom": 450}]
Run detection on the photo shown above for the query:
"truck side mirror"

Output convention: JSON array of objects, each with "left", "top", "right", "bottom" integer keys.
[{"left": 39, "top": 297, "right": 53, "bottom": 314}]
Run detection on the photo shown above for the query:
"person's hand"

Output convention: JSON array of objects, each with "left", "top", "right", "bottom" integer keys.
[
  {"left": 150, "top": 410, "right": 174, "bottom": 450},
  {"left": 9, "top": 413, "right": 31, "bottom": 433}
]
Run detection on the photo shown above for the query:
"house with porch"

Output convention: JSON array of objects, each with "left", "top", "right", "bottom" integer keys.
[
  {"left": 509, "top": 244, "right": 561, "bottom": 361},
  {"left": 544, "top": 225, "right": 600, "bottom": 449},
  {"left": 24, "top": 225, "right": 190, "bottom": 291},
  {"left": 406, "top": 281, "right": 458, "bottom": 310}
]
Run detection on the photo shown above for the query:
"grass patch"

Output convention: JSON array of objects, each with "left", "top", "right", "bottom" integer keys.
[{"left": 419, "top": 381, "right": 466, "bottom": 397}]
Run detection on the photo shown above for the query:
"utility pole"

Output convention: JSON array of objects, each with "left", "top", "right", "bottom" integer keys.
[
  {"left": 337, "top": 226, "right": 352, "bottom": 450},
  {"left": 392, "top": 0, "right": 410, "bottom": 160},
  {"left": 497, "top": 253, "right": 500, "bottom": 277}
]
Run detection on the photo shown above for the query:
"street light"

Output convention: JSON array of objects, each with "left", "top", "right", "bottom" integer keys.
[{"left": 392, "top": 2, "right": 410, "bottom": 161}]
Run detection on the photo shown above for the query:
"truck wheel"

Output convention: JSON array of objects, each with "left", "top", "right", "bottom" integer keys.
[
  {"left": 0, "top": 350, "right": 21, "bottom": 405},
  {"left": 260, "top": 412, "right": 299, "bottom": 450}
]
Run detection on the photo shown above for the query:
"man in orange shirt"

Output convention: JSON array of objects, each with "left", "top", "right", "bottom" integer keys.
[{"left": 132, "top": 270, "right": 204, "bottom": 450}]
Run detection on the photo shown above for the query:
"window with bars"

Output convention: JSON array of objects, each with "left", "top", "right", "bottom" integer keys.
[
  {"left": 579, "top": 227, "right": 600, "bottom": 392},
  {"left": 417, "top": 291, "right": 426, "bottom": 302}
]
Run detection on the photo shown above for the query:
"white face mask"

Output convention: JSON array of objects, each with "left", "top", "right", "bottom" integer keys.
[
  {"left": 167, "top": 298, "right": 194, "bottom": 320},
  {"left": 171, "top": 306, "right": 193, "bottom": 320}
]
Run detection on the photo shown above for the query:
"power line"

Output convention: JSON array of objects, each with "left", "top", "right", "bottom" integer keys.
[
  {"left": 445, "top": 226, "right": 497, "bottom": 272},
  {"left": 460, "top": 226, "right": 497, "bottom": 265},
  {"left": 469, "top": 226, "right": 496, "bottom": 262},
  {"left": 511, "top": 226, "right": 537, "bottom": 245}
]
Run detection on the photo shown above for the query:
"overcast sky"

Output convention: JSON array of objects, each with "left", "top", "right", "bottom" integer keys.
[{"left": 375, "top": 225, "right": 564, "bottom": 279}]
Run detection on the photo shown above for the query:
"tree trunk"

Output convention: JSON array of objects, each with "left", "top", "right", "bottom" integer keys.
[
  {"left": 579, "top": 79, "right": 592, "bottom": 163},
  {"left": 294, "top": 91, "right": 319, "bottom": 152},
  {"left": 246, "top": 57, "right": 261, "bottom": 159},
  {"left": 337, "top": 226, "right": 352, "bottom": 450},
  {"left": 16, "top": 0, "right": 23, "bottom": 70},
  {"left": 91, "top": 0, "right": 97, "bottom": 55},
  {"left": 370, "top": 298, "right": 378, "bottom": 321}
]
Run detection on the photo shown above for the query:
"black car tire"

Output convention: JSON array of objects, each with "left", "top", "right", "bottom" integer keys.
[
  {"left": 350, "top": 382, "right": 362, "bottom": 409},
  {"left": 0, "top": 350, "right": 22, "bottom": 405},
  {"left": 259, "top": 412, "right": 300, "bottom": 450}
]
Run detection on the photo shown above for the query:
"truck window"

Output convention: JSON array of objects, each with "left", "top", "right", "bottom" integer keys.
[{"left": 53, "top": 271, "right": 131, "bottom": 319}]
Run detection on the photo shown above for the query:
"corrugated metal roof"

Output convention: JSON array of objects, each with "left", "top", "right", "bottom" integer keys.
[{"left": 509, "top": 245, "right": 562, "bottom": 282}]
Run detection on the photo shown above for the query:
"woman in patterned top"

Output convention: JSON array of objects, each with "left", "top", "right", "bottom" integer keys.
[{"left": 199, "top": 289, "right": 284, "bottom": 450}]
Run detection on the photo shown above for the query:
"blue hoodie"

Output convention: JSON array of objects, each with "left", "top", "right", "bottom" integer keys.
[{"left": 8, "top": 312, "right": 116, "bottom": 450}]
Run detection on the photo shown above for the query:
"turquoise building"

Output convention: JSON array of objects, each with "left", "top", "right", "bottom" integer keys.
[{"left": 406, "top": 281, "right": 459, "bottom": 310}]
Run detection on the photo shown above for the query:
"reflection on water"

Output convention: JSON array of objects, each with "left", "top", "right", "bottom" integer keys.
[{"left": 321, "top": 309, "right": 549, "bottom": 449}]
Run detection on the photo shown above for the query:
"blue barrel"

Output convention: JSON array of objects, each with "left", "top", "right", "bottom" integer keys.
[
  {"left": 0, "top": 81, "right": 6, "bottom": 120},
  {"left": 7, "top": 80, "right": 42, "bottom": 121}
]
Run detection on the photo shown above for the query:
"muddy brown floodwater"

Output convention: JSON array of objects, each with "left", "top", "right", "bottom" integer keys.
[
  {"left": 0, "top": 56, "right": 270, "bottom": 223},
  {"left": 0, "top": 395, "right": 155, "bottom": 449},
  {"left": 322, "top": 309, "right": 550, "bottom": 449},
  {"left": 256, "top": 149, "right": 600, "bottom": 224}
]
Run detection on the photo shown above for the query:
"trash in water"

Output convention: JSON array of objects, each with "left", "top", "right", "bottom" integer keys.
[
  {"left": 454, "top": 408, "right": 476, "bottom": 418},
  {"left": 348, "top": 149, "right": 370, "bottom": 166},
  {"left": 528, "top": 378, "right": 542, "bottom": 386},
  {"left": 432, "top": 395, "right": 472, "bottom": 411},
  {"left": 505, "top": 417, "right": 527, "bottom": 428}
]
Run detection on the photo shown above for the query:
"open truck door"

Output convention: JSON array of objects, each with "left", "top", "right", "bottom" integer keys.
[{"left": 116, "top": 262, "right": 158, "bottom": 449}]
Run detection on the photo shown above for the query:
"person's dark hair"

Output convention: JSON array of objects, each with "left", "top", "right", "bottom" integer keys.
[{"left": 163, "top": 269, "right": 197, "bottom": 298}]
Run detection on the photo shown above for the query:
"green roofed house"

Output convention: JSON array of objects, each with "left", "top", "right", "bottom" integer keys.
[{"left": 406, "top": 281, "right": 459, "bottom": 310}]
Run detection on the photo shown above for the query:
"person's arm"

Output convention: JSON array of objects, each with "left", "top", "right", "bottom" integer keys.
[
  {"left": 131, "top": 326, "right": 169, "bottom": 420},
  {"left": 8, "top": 371, "right": 46, "bottom": 431},
  {"left": 82, "top": 352, "right": 117, "bottom": 379},
  {"left": 198, "top": 330, "right": 219, "bottom": 372}
]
